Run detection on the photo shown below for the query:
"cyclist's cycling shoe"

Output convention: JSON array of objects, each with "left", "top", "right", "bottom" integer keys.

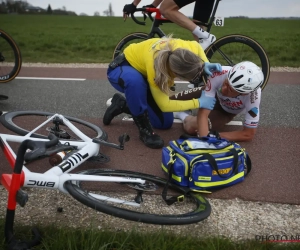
[
  {"left": 103, "top": 93, "right": 127, "bottom": 125},
  {"left": 199, "top": 34, "right": 216, "bottom": 50}
]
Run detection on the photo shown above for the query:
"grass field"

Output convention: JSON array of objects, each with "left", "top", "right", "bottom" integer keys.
[
  {"left": 1, "top": 219, "right": 299, "bottom": 250},
  {"left": 0, "top": 15, "right": 300, "bottom": 66}
]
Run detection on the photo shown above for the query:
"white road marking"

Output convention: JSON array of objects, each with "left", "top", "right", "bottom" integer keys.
[
  {"left": 15, "top": 77, "right": 183, "bottom": 82},
  {"left": 15, "top": 77, "right": 86, "bottom": 81}
]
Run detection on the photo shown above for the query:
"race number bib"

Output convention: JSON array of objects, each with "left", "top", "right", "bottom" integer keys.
[{"left": 214, "top": 17, "right": 224, "bottom": 27}]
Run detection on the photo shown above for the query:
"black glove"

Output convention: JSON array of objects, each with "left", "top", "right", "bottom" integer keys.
[
  {"left": 142, "top": 4, "right": 156, "bottom": 8},
  {"left": 123, "top": 3, "right": 137, "bottom": 14}
]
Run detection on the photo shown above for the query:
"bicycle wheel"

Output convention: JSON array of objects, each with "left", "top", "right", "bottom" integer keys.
[
  {"left": 0, "top": 29, "right": 22, "bottom": 83},
  {"left": 205, "top": 34, "right": 270, "bottom": 90},
  {"left": 113, "top": 32, "right": 150, "bottom": 59},
  {"left": 64, "top": 169, "right": 211, "bottom": 225},
  {"left": 0, "top": 111, "right": 107, "bottom": 141}
]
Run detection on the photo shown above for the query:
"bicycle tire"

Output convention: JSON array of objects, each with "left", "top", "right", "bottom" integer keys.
[
  {"left": 0, "top": 29, "right": 22, "bottom": 83},
  {"left": 113, "top": 32, "right": 150, "bottom": 59},
  {"left": 205, "top": 34, "right": 270, "bottom": 90},
  {"left": 64, "top": 169, "right": 211, "bottom": 225},
  {"left": 0, "top": 110, "right": 108, "bottom": 141}
]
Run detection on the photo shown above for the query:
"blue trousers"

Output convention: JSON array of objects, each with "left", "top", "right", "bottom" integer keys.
[{"left": 107, "top": 62, "right": 173, "bottom": 129}]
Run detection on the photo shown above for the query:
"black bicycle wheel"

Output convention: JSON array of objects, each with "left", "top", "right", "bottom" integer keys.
[
  {"left": 0, "top": 29, "right": 22, "bottom": 83},
  {"left": 0, "top": 111, "right": 107, "bottom": 141},
  {"left": 64, "top": 169, "right": 211, "bottom": 225},
  {"left": 113, "top": 32, "right": 150, "bottom": 59},
  {"left": 205, "top": 34, "right": 270, "bottom": 90}
]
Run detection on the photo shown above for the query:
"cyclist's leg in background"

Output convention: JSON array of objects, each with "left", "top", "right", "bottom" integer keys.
[
  {"left": 160, "top": 0, "right": 209, "bottom": 39},
  {"left": 192, "top": 0, "right": 216, "bottom": 49},
  {"left": 193, "top": 0, "right": 215, "bottom": 27}
]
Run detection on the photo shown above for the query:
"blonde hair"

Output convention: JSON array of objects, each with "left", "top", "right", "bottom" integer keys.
[{"left": 153, "top": 35, "right": 204, "bottom": 94}]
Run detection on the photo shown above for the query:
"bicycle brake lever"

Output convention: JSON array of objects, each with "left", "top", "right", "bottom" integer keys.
[{"left": 24, "top": 135, "right": 60, "bottom": 162}]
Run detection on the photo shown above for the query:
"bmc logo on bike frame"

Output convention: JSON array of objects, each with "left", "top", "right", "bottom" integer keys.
[
  {"left": 28, "top": 180, "right": 55, "bottom": 187},
  {"left": 59, "top": 152, "right": 89, "bottom": 172}
]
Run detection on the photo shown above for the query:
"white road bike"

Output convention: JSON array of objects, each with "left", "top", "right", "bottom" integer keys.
[{"left": 0, "top": 111, "right": 211, "bottom": 249}]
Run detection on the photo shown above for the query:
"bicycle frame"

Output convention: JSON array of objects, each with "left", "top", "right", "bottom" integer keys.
[
  {"left": 1, "top": 113, "right": 147, "bottom": 248},
  {"left": 0, "top": 114, "right": 145, "bottom": 195}
]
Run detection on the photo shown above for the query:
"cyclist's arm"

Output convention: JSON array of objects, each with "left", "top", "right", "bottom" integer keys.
[
  {"left": 219, "top": 127, "right": 257, "bottom": 142},
  {"left": 197, "top": 108, "right": 211, "bottom": 137},
  {"left": 197, "top": 109, "right": 258, "bottom": 141},
  {"left": 220, "top": 90, "right": 261, "bottom": 142},
  {"left": 132, "top": 0, "right": 142, "bottom": 6}
]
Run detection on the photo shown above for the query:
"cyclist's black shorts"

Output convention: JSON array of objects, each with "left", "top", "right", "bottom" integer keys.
[{"left": 173, "top": 0, "right": 215, "bottom": 23}]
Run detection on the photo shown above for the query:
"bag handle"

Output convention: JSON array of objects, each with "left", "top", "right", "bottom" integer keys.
[
  {"left": 245, "top": 154, "right": 252, "bottom": 175},
  {"left": 200, "top": 148, "right": 239, "bottom": 179},
  {"left": 162, "top": 151, "right": 188, "bottom": 205}
]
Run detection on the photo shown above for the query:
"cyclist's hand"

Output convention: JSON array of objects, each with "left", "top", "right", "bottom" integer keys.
[
  {"left": 198, "top": 90, "right": 216, "bottom": 110},
  {"left": 143, "top": 4, "right": 156, "bottom": 8},
  {"left": 203, "top": 62, "right": 222, "bottom": 77},
  {"left": 123, "top": 3, "right": 137, "bottom": 21}
]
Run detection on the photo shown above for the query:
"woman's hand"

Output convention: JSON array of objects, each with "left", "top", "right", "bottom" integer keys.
[
  {"left": 198, "top": 91, "right": 216, "bottom": 110},
  {"left": 203, "top": 62, "right": 222, "bottom": 76}
]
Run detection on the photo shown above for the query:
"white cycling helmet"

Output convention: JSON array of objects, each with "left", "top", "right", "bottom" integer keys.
[{"left": 227, "top": 61, "right": 264, "bottom": 93}]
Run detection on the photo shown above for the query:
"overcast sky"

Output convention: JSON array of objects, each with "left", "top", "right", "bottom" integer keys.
[{"left": 27, "top": 0, "right": 300, "bottom": 17}]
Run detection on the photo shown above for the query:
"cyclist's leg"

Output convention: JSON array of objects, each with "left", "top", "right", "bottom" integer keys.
[
  {"left": 193, "top": 0, "right": 215, "bottom": 25},
  {"left": 208, "top": 100, "right": 236, "bottom": 131},
  {"left": 192, "top": 0, "right": 217, "bottom": 48},
  {"left": 159, "top": 0, "right": 209, "bottom": 38}
]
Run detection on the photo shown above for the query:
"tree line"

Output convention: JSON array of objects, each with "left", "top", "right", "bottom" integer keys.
[{"left": 0, "top": 1, "right": 114, "bottom": 16}]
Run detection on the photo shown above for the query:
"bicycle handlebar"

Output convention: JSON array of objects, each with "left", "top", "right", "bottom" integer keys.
[
  {"left": 129, "top": 7, "right": 207, "bottom": 28},
  {"left": 14, "top": 133, "right": 58, "bottom": 174},
  {"left": 5, "top": 133, "right": 58, "bottom": 250},
  {"left": 130, "top": 8, "right": 158, "bottom": 25}
]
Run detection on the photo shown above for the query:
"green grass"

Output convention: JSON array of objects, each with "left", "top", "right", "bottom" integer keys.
[
  {"left": 0, "top": 15, "right": 300, "bottom": 66},
  {"left": 1, "top": 219, "right": 299, "bottom": 250}
]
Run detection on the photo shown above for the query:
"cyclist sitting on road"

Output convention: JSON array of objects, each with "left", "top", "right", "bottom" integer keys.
[
  {"left": 103, "top": 35, "right": 221, "bottom": 149},
  {"left": 123, "top": 0, "right": 216, "bottom": 50},
  {"left": 173, "top": 61, "right": 264, "bottom": 142}
]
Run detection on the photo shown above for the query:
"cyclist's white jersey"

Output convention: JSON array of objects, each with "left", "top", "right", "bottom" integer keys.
[{"left": 204, "top": 66, "right": 261, "bottom": 128}]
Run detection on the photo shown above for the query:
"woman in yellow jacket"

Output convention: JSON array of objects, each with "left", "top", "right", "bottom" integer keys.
[{"left": 103, "top": 35, "right": 221, "bottom": 149}]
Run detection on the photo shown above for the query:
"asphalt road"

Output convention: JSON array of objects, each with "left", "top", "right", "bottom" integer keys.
[{"left": 0, "top": 67, "right": 300, "bottom": 205}]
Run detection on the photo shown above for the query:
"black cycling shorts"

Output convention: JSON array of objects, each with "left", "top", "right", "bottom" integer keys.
[{"left": 173, "top": 0, "right": 215, "bottom": 23}]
